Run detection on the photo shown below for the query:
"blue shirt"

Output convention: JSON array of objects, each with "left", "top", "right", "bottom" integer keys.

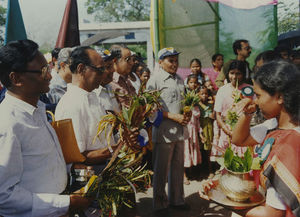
[{"left": 0, "top": 94, "right": 69, "bottom": 217}]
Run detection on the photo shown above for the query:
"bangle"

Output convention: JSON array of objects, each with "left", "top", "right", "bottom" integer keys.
[{"left": 243, "top": 111, "right": 255, "bottom": 116}]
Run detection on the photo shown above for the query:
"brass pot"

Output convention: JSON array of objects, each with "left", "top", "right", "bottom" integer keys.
[{"left": 219, "top": 168, "right": 256, "bottom": 202}]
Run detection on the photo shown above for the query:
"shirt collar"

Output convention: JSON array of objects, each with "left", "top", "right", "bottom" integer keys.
[
  {"left": 5, "top": 93, "right": 44, "bottom": 115},
  {"left": 67, "top": 83, "right": 90, "bottom": 96},
  {"left": 160, "top": 68, "right": 178, "bottom": 81}
]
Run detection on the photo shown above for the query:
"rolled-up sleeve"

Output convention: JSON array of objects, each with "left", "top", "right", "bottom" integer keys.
[{"left": 0, "top": 131, "right": 70, "bottom": 217}]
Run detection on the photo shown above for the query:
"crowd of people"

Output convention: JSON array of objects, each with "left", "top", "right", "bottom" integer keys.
[{"left": 0, "top": 38, "right": 299, "bottom": 217}]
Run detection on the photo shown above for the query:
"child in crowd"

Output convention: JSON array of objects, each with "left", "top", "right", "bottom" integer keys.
[
  {"left": 183, "top": 74, "right": 202, "bottom": 185},
  {"left": 137, "top": 66, "right": 151, "bottom": 91},
  {"left": 197, "top": 86, "right": 215, "bottom": 177},
  {"left": 203, "top": 53, "right": 224, "bottom": 90},
  {"left": 204, "top": 79, "right": 220, "bottom": 157},
  {"left": 212, "top": 60, "right": 254, "bottom": 160},
  {"left": 185, "top": 58, "right": 209, "bottom": 87}
]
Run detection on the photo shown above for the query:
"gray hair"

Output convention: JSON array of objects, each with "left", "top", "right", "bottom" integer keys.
[{"left": 57, "top": 47, "right": 73, "bottom": 69}]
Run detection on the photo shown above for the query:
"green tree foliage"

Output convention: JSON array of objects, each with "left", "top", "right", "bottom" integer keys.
[
  {"left": 85, "top": 0, "right": 150, "bottom": 22},
  {"left": 0, "top": 5, "right": 6, "bottom": 45},
  {"left": 278, "top": 1, "right": 299, "bottom": 34}
]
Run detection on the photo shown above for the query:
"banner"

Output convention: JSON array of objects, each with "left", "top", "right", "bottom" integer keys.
[
  {"left": 55, "top": 0, "right": 80, "bottom": 48},
  {"left": 4, "top": 0, "right": 27, "bottom": 45}
]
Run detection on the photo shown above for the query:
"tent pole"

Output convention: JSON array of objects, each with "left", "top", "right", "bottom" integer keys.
[
  {"left": 273, "top": 4, "right": 278, "bottom": 43},
  {"left": 215, "top": 2, "right": 220, "bottom": 53},
  {"left": 154, "top": 0, "right": 160, "bottom": 60}
]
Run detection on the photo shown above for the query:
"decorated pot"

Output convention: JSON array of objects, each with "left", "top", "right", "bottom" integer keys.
[{"left": 219, "top": 168, "right": 256, "bottom": 202}]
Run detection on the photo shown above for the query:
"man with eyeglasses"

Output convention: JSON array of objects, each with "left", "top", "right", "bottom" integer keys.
[
  {"left": 55, "top": 46, "right": 138, "bottom": 171},
  {"left": 215, "top": 39, "right": 252, "bottom": 87},
  {"left": 0, "top": 39, "right": 91, "bottom": 216},
  {"left": 109, "top": 44, "right": 136, "bottom": 109},
  {"left": 55, "top": 46, "right": 116, "bottom": 167}
]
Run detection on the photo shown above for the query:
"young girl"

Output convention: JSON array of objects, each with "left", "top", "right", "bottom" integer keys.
[
  {"left": 185, "top": 58, "right": 209, "bottom": 87},
  {"left": 212, "top": 60, "right": 254, "bottom": 160},
  {"left": 183, "top": 74, "right": 202, "bottom": 184},
  {"left": 198, "top": 86, "right": 215, "bottom": 177}
]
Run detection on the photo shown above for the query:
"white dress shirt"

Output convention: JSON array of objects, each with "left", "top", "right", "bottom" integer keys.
[
  {"left": 94, "top": 84, "right": 120, "bottom": 113},
  {"left": 0, "top": 93, "right": 69, "bottom": 217},
  {"left": 55, "top": 84, "right": 113, "bottom": 153}
]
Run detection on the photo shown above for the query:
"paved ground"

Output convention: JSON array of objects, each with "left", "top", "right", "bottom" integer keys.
[{"left": 120, "top": 165, "right": 239, "bottom": 217}]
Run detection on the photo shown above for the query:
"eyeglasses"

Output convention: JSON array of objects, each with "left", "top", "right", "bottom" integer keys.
[
  {"left": 25, "top": 65, "right": 51, "bottom": 77},
  {"left": 85, "top": 63, "right": 105, "bottom": 74},
  {"left": 123, "top": 56, "right": 133, "bottom": 63}
]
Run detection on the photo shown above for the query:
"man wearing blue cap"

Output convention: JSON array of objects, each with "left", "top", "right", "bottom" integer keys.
[{"left": 147, "top": 47, "right": 191, "bottom": 217}]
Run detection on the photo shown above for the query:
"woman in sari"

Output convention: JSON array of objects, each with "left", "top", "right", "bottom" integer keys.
[{"left": 200, "top": 61, "right": 300, "bottom": 217}]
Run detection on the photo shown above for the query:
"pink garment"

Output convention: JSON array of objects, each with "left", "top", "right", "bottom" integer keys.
[
  {"left": 202, "top": 67, "right": 220, "bottom": 90},
  {"left": 211, "top": 83, "right": 252, "bottom": 160},
  {"left": 184, "top": 106, "right": 202, "bottom": 168}
]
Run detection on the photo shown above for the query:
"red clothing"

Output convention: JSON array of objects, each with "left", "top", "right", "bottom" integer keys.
[{"left": 260, "top": 128, "right": 300, "bottom": 217}]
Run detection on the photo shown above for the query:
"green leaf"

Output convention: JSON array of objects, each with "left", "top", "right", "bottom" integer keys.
[
  {"left": 224, "top": 148, "right": 234, "bottom": 169},
  {"left": 251, "top": 157, "right": 262, "bottom": 170},
  {"left": 231, "top": 156, "right": 244, "bottom": 172},
  {"left": 244, "top": 148, "right": 253, "bottom": 171}
]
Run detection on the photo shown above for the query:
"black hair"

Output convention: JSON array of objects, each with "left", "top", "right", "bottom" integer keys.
[
  {"left": 187, "top": 74, "right": 199, "bottom": 83},
  {"left": 51, "top": 48, "right": 61, "bottom": 60},
  {"left": 225, "top": 60, "right": 247, "bottom": 83},
  {"left": 69, "top": 46, "right": 94, "bottom": 73},
  {"left": 233, "top": 39, "right": 249, "bottom": 55},
  {"left": 198, "top": 85, "right": 207, "bottom": 91},
  {"left": 254, "top": 61, "right": 300, "bottom": 123},
  {"left": 189, "top": 58, "right": 202, "bottom": 67},
  {"left": 255, "top": 50, "right": 277, "bottom": 64},
  {"left": 139, "top": 66, "right": 150, "bottom": 76},
  {"left": 212, "top": 53, "right": 223, "bottom": 62},
  {"left": 110, "top": 44, "right": 129, "bottom": 60},
  {"left": 274, "top": 45, "right": 291, "bottom": 58},
  {"left": 0, "top": 39, "right": 39, "bottom": 88}
]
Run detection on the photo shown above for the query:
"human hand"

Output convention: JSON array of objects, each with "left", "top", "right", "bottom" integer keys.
[
  {"left": 234, "top": 98, "right": 257, "bottom": 116},
  {"left": 125, "top": 127, "right": 140, "bottom": 150},
  {"left": 223, "top": 125, "right": 232, "bottom": 137},
  {"left": 173, "top": 113, "right": 190, "bottom": 126}
]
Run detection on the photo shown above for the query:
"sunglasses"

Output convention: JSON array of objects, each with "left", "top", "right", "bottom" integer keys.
[
  {"left": 25, "top": 65, "right": 51, "bottom": 77},
  {"left": 85, "top": 63, "right": 105, "bottom": 74}
]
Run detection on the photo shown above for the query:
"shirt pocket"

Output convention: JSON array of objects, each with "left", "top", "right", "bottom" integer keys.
[
  {"left": 21, "top": 126, "right": 55, "bottom": 157},
  {"left": 161, "top": 88, "right": 177, "bottom": 104}
]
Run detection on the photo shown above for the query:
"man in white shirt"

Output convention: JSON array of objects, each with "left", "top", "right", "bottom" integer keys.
[
  {"left": 55, "top": 46, "right": 138, "bottom": 166},
  {"left": 55, "top": 46, "right": 113, "bottom": 165},
  {"left": 0, "top": 39, "right": 90, "bottom": 217}
]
